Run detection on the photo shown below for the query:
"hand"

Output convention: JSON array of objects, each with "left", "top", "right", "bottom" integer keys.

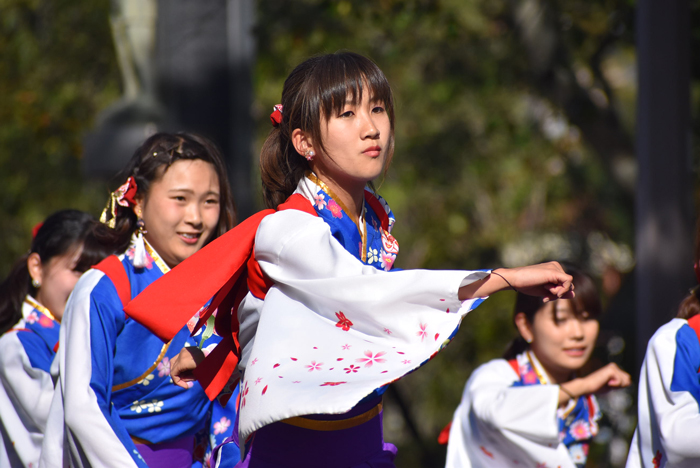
[
  {"left": 459, "top": 261, "right": 574, "bottom": 300},
  {"left": 496, "top": 262, "right": 575, "bottom": 301},
  {"left": 170, "top": 346, "right": 205, "bottom": 390},
  {"left": 558, "top": 363, "right": 631, "bottom": 405}
]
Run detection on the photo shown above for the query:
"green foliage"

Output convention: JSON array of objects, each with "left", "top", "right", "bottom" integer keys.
[{"left": 0, "top": 0, "right": 120, "bottom": 273}]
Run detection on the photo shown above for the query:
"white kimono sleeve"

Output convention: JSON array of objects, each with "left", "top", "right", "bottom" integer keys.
[
  {"left": 626, "top": 318, "right": 700, "bottom": 468},
  {"left": 236, "top": 209, "right": 490, "bottom": 441},
  {"left": 446, "top": 359, "right": 573, "bottom": 468},
  {"left": 0, "top": 333, "right": 54, "bottom": 467}
]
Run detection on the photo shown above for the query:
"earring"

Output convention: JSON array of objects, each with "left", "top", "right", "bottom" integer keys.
[
  {"left": 304, "top": 150, "right": 315, "bottom": 161},
  {"left": 132, "top": 217, "right": 149, "bottom": 268},
  {"left": 32, "top": 279, "right": 40, "bottom": 288},
  {"left": 525, "top": 337, "right": 533, "bottom": 344}
]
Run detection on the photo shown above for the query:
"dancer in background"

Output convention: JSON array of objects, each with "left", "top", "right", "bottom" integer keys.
[
  {"left": 0, "top": 210, "right": 107, "bottom": 467},
  {"left": 44, "top": 133, "right": 239, "bottom": 468},
  {"left": 625, "top": 221, "right": 700, "bottom": 468},
  {"left": 126, "top": 52, "right": 575, "bottom": 467},
  {"left": 445, "top": 265, "right": 631, "bottom": 468}
]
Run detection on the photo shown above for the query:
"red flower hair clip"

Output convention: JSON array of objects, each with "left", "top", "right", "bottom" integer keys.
[{"left": 270, "top": 104, "right": 283, "bottom": 127}]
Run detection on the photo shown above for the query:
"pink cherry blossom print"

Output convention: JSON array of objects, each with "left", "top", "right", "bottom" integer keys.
[
  {"left": 335, "top": 312, "right": 353, "bottom": 331},
  {"left": 320, "top": 382, "right": 347, "bottom": 386},
  {"left": 273, "top": 363, "right": 280, "bottom": 368},
  {"left": 380, "top": 251, "right": 396, "bottom": 271},
  {"left": 251, "top": 358, "right": 258, "bottom": 365},
  {"left": 480, "top": 446, "right": 494, "bottom": 459},
  {"left": 290, "top": 357, "right": 298, "bottom": 361},
  {"left": 434, "top": 333, "right": 440, "bottom": 341},
  {"left": 417, "top": 323, "right": 428, "bottom": 341},
  {"left": 383, "top": 328, "right": 392, "bottom": 335},
  {"left": 262, "top": 385, "right": 268, "bottom": 395},
  {"left": 327, "top": 199, "right": 343, "bottom": 218},
  {"left": 213, "top": 416, "right": 231, "bottom": 435},
  {"left": 313, "top": 193, "right": 327, "bottom": 209},
  {"left": 186, "top": 308, "right": 202, "bottom": 333},
  {"left": 157, "top": 357, "right": 171, "bottom": 377},
  {"left": 336, "top": 358, "right": 344, "bottom": 361},
  {"left": 25, "top": 311, "right": 38, "bottom": 324},
  {"left": 402, "top": 359, "right": 411, "bottom": 364},
  {"left": 342, "top": 344, "right": 351, "bottom": 350},
  {"left": 254, "top": 377, "right": 262, "bottom": 385},
  {"left": 356, "top": 350, "right": 387, "bottom": 368},
  {"left": 381, "top": 229, "right": 399, "bottom": 254},
  {"left": 344, "top": 364, "right": 360, "bottom": 374},
  {"left": 306, "top": 361, "right": 323, "bottom": 372},
  {"left": 241, "top": 382, "right": 249, "bottom": 407},
  {"left": 38, "top": 314, "right": 54, "bottom": 328},
  {"left": 569, "top": 420, "right": 591, "bottom": 440}
]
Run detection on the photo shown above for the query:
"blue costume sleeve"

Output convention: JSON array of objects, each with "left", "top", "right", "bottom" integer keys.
[{"left": 61, "top": 272, "right": 149, "bottom": 467}]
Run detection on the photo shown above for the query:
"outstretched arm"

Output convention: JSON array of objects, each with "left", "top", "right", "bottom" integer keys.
[{"left": 458, "top": 262, "right": 574, "bottom": 301}]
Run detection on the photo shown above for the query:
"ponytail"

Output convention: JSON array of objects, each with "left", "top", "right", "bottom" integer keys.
[
  {"left": 0, "top": 255, "right": 31, "bottom": 335},
  {"left": 260, "top": 125, "right": 310, "bottom": 209}
]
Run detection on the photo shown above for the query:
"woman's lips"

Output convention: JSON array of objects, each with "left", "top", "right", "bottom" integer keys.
[
  {"left": 363, "top": 146, "right": 381, "bottom": 157},
  {"left": 563, "top": 348, "right": 586, "bottom": 357},
  {"left": 178, "top": 232, "right": 201, "bottom": 245}
]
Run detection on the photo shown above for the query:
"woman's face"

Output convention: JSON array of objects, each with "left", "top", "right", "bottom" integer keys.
[
  {"left": 30, "top": 247, "right": 84, "bottom": 322},
  {"left": 311, "top": 89, "right": 391, "bottom": 190},
  {"left": 137, "top": 159, "right": 220, "bottom": 268},
  {"left": 520, "top": 299, "right": 599, "bottom": 383}
]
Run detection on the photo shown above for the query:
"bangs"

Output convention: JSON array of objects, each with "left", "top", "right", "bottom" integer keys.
[
  {"left": 308, "top": 53, "right": 394, "bottom": 124},
  {"left": 567, "top": 267, "right": 602, "bottom": 319}
]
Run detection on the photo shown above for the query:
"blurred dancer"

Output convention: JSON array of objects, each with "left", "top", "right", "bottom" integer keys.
[
  {"left": 0, "top": 210, "right": 107, "bottom": 467},
  {"left": 445, "top": 265, "right": 630, "bottom": 468},
  {"left": 626, "top": 221, "right": 700, "bottom": 468}
]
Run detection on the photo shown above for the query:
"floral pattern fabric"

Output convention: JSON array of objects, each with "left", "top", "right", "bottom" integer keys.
[{"left": 511, "top": 351, "right": 601, "bottom": 468}]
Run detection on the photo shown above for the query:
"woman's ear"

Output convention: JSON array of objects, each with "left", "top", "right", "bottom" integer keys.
[
  {"left": 291, "top": 129, "right": 314, "bottom": 157},
  {"left": 27, "top": 252, "right": 43, "bottom": 288},
  {"left": 132, "top": 197, "right": 144, "bottom": 219},
  {"left": 514, "top": 312, "right": 534, "bottom": 344}
]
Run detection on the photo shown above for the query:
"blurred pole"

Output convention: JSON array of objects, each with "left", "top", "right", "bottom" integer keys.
[
  {"left": 227, "top": 0, "right": 255, "bottom": 219},
  {"left": 156, "top": 0, "right": 254, "bottom": 217},
  {"left": 635, "top": 0, "right": 694, "bottom": 369}
]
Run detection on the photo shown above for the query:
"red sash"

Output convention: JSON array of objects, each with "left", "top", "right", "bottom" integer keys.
[{"left": 124, "top": 194, "right": 317, "bottom": 399}]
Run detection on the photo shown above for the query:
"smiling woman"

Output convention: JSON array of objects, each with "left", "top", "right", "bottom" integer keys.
[
  {"left": 40, "top": 133, "right": 241, "bottom": 468},
  {"left": 445, "top": 265, "right": 631, "bottom": 468}
]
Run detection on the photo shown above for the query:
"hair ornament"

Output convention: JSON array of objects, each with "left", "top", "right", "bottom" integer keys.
[
  {"left": 31, "top": 222, "right": 44, "bottom": 239},
  {"left": 132, "top": 217, "right": 149, "bottom": 268},
  {"left": 270, "top": 104, "right": 283, "bottom": 127},
  {"left": 100, "top": 176, "right": 139, "bottom": 229}
]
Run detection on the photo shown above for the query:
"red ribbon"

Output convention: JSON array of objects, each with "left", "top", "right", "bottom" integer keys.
[
  {"left": 269, "top": 104, "right": 283, "bottom": 127},
  {"left": 32, "top": 222, "right": 44, "bottom": 239}
]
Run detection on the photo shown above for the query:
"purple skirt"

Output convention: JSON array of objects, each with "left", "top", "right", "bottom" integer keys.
[
  {"left": 234, "top": 397, "right": 397, "bottom": 468},
  {"left": 134, "top": 435, "right": 195, "bottom": 468}
]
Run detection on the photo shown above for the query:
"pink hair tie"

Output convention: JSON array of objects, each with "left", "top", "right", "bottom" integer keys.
[{"left": 270, "top": 104, "right": 283, "bottom": 127}]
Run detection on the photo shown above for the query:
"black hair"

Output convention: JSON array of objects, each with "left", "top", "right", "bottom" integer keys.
[
  {"left": 0, "top": 210, "right": 109, "bottom": 335},
  {"left": 503, "top": 264, "right": 602, "bottom": 360}
]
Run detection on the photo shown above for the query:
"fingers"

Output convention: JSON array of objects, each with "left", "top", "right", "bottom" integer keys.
[{"left": 169, "top": 347, "right": 204, "bottom": 390}]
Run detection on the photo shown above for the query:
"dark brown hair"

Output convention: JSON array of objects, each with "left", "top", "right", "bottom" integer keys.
[
  {"left": 676, "top": 218, "right": 700, "bottom": 319},
  {"left": 91, "top": 132, "right": 237, "bottom": 254},
  {"left": 260, "top": 51, "right": 395, "bottom": 209},
  {"left": 0, "top": 210, "right": 110, "bottom": 335},
  {"left": 503, "top": 264, "right": 602, "bottom": 360}
]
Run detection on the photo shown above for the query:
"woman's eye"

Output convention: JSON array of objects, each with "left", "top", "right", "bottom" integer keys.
[
  {"left": 339, "top": 110, "right": 354, "bottom": 118},
  {"left": 372, "top": 106, "right": 385, "bottom": 114},
  {"left": 174, "top": 196, "right": 186, "bottom": 202},
  {"left": 205, "top": 198, "right": 220, "bottom": 205}
]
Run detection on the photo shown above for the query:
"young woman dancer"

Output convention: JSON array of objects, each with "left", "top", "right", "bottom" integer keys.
[
  {"left": 445, "top": 265, "right": 631, "bottom": 468},
  {"left": 126, "top": 52, "right": 576, "bottom": 467},
  {"left": 45, "top": 133, "right": 239, "bottom": 468},
  {"left": 625, "top": 223, "right": 700, "bottom": 468},
  {"left": 0, "top": 210, "right": 107, "bottom": 467}
]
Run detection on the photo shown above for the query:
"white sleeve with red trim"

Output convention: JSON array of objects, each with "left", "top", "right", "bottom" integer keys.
[
  {"left": 625, "top": 318, "right": 700, "bottom": 468},
  {"left": 235, "top": 208, "right": 490, "bottom": 441},
  {"left": 445, "top": 359, "right": 573, "bottom": 468}
]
